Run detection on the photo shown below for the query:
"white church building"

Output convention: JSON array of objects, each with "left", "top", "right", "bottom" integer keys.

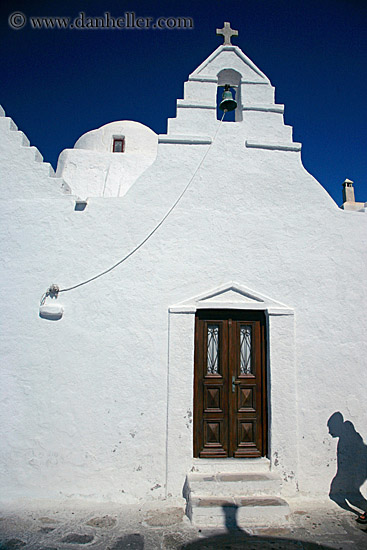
[{"left": 1, "top": 24, "right": 366, "bottom": 523}]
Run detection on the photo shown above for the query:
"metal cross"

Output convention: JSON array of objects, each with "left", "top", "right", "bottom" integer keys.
[{"left": 216, "top": 22, "right": 238, "bottom": 45}]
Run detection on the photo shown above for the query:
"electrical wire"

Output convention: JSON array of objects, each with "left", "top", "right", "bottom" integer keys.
[{"left": 40, "top": 112, "right": 226, "bottom": 304}]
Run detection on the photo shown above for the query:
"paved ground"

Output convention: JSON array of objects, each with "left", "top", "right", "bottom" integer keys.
[{"left": 0, "top": 499, "right": 366, "bottom": 549}]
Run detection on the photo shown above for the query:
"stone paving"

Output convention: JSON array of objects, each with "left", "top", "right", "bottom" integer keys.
[{"left": 0, "top": 499, "right": 366, "bottom": 549}]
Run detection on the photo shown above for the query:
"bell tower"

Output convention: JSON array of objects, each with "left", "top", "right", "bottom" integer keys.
[{"left": 162, "top": 22, "right": 300, "bottom": 155}]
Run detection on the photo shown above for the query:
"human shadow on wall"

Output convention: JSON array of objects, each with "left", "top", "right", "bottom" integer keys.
[
  {"left": 328, "top": 411, "right": 367, "bottom": 516},
  {"left": 180, "top": 504, "right": 333, "bottom": 549}
]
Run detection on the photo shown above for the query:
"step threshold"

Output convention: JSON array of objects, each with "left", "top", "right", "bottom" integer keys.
[
  {"left": 192, "top": 496, "right": 287, "bottom": 508},
  {"left": 190, "top": 457, "right": 271, "bottom": 473}
]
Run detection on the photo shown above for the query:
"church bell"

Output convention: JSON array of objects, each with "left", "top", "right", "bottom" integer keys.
[{"left": 219, "top": 84, "right": 237, "bottom": 112}]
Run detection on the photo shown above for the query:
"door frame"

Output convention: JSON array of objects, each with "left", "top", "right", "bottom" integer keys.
[
  {"left": 193, "top": 309, "right": 268, "bottom": 458},
  {"left": 165, "top": 282, "right": 297, "bottom": 498}
]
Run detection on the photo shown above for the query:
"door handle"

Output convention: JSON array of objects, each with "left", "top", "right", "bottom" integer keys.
[{"left": 232, "top": 376, "right": 240, "bottom": 393}]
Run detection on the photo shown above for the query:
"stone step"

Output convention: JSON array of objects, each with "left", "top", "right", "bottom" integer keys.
[
  {"left": 186, "top": 472, "right": 282, "bottom": 497},
  {"left": 29, "top": 145, "right": 44, "bottom": 162},
  {"left": 187, "top": 495, "right": 290, "bottom": 528},
  {"left": 190, "top": 457, "right": 271, "bottom": 474},
  {"left": 0, "top": 119, "right": 30, "bottom": 147},
  {"left": 0, "top": 116, "right": 18, "bottom": 131}
]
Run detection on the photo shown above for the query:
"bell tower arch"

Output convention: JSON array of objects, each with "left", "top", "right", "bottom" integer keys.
[{"left": 217, "top": 68, "right": 242, "bottom": 121}]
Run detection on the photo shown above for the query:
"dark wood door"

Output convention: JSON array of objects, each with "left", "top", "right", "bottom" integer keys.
[{"left": 194, "top": 310, "right": 267, "bottom": 458}]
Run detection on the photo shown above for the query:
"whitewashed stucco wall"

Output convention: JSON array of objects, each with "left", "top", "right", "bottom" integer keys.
[{"left": 0, "top": 45, "right": 366, "bottom": 505}]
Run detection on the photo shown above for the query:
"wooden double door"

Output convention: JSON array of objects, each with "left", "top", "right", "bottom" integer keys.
[{"left": 194, "top": 310, "right": 267, "bottom": 458}]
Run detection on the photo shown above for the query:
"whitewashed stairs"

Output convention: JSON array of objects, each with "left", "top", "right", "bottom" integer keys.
[
  {"left": 184, "top": 463, "right": 289, "bottom": 528},
  {"left": 0, "top": 105, "right": 71, "bottom": 197}
]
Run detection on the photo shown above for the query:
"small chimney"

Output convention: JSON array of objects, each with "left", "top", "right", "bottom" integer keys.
[{"left": 342, "top": 179, "right": 355, "bottom": 203}]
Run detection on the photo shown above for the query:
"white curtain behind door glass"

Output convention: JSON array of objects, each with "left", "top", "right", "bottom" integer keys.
[
  {"left": 207, "top": 324, "right": 219, "bottom": 374},
  {"left": 240, "top": 325, "right": 252, "bottom": 374}
]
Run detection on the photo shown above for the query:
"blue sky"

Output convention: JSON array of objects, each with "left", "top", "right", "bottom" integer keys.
[{"left": 1, "top": 0, "right": 366, "bottom": 206}]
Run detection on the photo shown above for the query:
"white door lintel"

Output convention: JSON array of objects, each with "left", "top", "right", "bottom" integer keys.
[{"left": 169, "top": 281, "right": 294, "bottom": 315}]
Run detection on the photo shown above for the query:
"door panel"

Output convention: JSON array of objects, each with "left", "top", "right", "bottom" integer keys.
[
  {"left": 194, "top": 310, "right": 267, "bottom": 458},
  {"left": 194, "top": 318, "right": 228, "bottom": 457}
]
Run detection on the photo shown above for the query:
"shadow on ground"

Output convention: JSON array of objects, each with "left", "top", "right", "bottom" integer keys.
[{"left": 180, "top": 506, "right": 336, "bottom": 549}]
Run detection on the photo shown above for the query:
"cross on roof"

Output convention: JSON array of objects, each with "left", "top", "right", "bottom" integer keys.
[{"left": 216, "top": 22, "right": 238, "bottom": 45}]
